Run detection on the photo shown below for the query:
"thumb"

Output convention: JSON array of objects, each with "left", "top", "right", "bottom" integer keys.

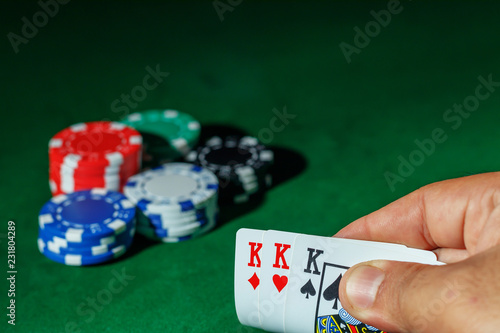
[{"left": 338, "top": 255, "right": 495, "bottom": 333}]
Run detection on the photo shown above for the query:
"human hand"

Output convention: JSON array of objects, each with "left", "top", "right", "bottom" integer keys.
[{"left": 335, "top": 172, "right": 500, "bottom": 332}]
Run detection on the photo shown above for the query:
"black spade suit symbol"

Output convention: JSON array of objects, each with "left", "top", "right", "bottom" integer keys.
[
  {"left": 323, "top": 274, "right": 342, "bottom": 310},
  {"left": 300, "top": 279, "right": 316, "bottom": 299}
]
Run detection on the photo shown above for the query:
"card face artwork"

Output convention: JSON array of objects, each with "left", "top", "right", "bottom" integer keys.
[
  {"left": 234, "top": 228, "right": 265, "bottom": 327},
  {"left": 258, "top": 230, "right": 298, "bottom": 332},
  {"left": 315, "top": 263, "right": 383, "bottom": 333}
]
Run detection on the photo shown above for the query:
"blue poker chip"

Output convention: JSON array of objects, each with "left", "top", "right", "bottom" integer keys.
[
  {"left": 135, "top": 226, "right": 195, "bottom": 243},
  {"left": 158, "top": 217, "right": 218, "bottom": 243},
  {"left": 39, "top": 225, "right": 136, "bottom": 256},
  {"left": 144, "top": 211, "right": 208, "bottom": 229},
  {"left": 137, "top": 226, "right": 215, "bottom": 243},
  {"left": 124, "top": 163, "right": 219, "bottom": 214},
  {"left": 138, "top": 194, "right": 218, "bottom": 227},
  {"left": 137, "top": 219, "right": 207, "bottom": 238},
  {"left": 138, "top": 189, "right": 218, "bottom": 217},
  {"left": 137, "top": 218, "right": 208, "bottom": 235},
  {"left": 137, "top": 210, "right": 219, "bottom": 243},
  {"left": 38, "top": 219, "right": 136, "bottom": 248},
  {"left": 145, "top": 205, "right": 209, "bottom": 221},
  {"left": 38, "top": 235, "right": 133, "bottom": 266},
  {"left": 158, "top": 235, "right": 194, "bottom": 243},
  {"left": 136, "top": 205, "right": 215, "bottom": 231},
  {"left": 38, "top": 189, "right": 136, "bottom": 243}
]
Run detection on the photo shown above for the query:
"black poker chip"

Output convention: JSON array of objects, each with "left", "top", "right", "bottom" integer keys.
[{"left": 186, "top": 135, "right": 274, "bottom": 204}]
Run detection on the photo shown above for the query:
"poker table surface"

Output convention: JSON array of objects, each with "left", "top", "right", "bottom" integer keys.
[{"left": 2, "top": 1, "right": 500, "bottom": 332}]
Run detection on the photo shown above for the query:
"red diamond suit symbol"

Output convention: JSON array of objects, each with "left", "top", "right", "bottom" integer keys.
[{"left": 248, "top": 272, "right": 260, "bottom": 290}]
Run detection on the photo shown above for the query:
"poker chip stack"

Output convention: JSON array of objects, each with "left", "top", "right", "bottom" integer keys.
[
  {"left": 120, "top": 109, "right": 201, "bottom": 168},
  {"left": 186, "top": 136, "right": 274, "bottom": 204},
  {"left": 124, "top": 162, "right": 219, "bottom": 243},
  {"left": 37, "top": 189, "right": 136, "bottom": 266},
  {"left": 48, "top": 121, "right": 142, "bottom": 196}
]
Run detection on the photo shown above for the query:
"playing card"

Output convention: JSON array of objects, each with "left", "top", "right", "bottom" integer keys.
[
  {"left": 331, "top": 237, "right": 439, "bottom": 262},
  {"left": 283, "top": 234, "right": 441, "bottom": 333},
  {"left": 234, "top": 228, "right": 266, "bottom": 328},
  {"left": 258, "top": 230, "right": 299, "bottom": 332}
]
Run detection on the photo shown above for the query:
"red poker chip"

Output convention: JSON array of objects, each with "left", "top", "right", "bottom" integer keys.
[
  {"left": 49, "top": 121, "right": 142, "bottom": 168},
  {"left": 50, "top": 159, "right": 137, "bottom": 179},
  {"left": 50, "top": 165, "right": 121, "bottom": 178},
  {"left": 49, "top": 174, "right": 127, "bottom": 195},
  {"left": 47, "top": 121, "right": 143, "bottom": 196},
  {"left": 49, "top": 160, "right": 138, "bottom": 195},
  {"left": 50, "top": 147, "right": 142, "bottom": 171},
  {"left": 49, "top": 180, "right": 122, "bottom": 195},
  {"left": 49, "top": 170, "right": 120, "bottom": 187}
]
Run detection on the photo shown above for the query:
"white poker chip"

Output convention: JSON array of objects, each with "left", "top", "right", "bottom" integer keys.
[
  {"left": 141, "top": 190, "right": 218, "bottom": 217},
  {"left": 124, "top": 163, "right": 219, "bottom": 214}
]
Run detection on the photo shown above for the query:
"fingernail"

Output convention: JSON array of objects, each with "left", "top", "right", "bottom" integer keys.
[{"left": 346, "top": 265, "right": 385, "bottom": 309}]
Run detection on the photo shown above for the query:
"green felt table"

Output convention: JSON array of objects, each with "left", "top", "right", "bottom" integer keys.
[{"left": 2, "top": 1, "right": 500, "bottom": 332}]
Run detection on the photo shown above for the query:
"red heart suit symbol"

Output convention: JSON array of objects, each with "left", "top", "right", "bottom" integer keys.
[{"left": 273, "top": 274, "right": 288, "bottom": 293}]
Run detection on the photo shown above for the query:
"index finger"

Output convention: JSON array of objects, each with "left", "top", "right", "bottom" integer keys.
[{"left": 334, "top": 172, "right": 500, "bottom": 252}]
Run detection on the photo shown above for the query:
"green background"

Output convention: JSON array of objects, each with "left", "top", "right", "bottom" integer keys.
[{"left": 2, "top": 1, "right": 500, "bottom": 332}]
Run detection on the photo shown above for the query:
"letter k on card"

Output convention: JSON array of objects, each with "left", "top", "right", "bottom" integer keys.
[{"left": 258, "top": 230, "right": 298, "bottom": 332}]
